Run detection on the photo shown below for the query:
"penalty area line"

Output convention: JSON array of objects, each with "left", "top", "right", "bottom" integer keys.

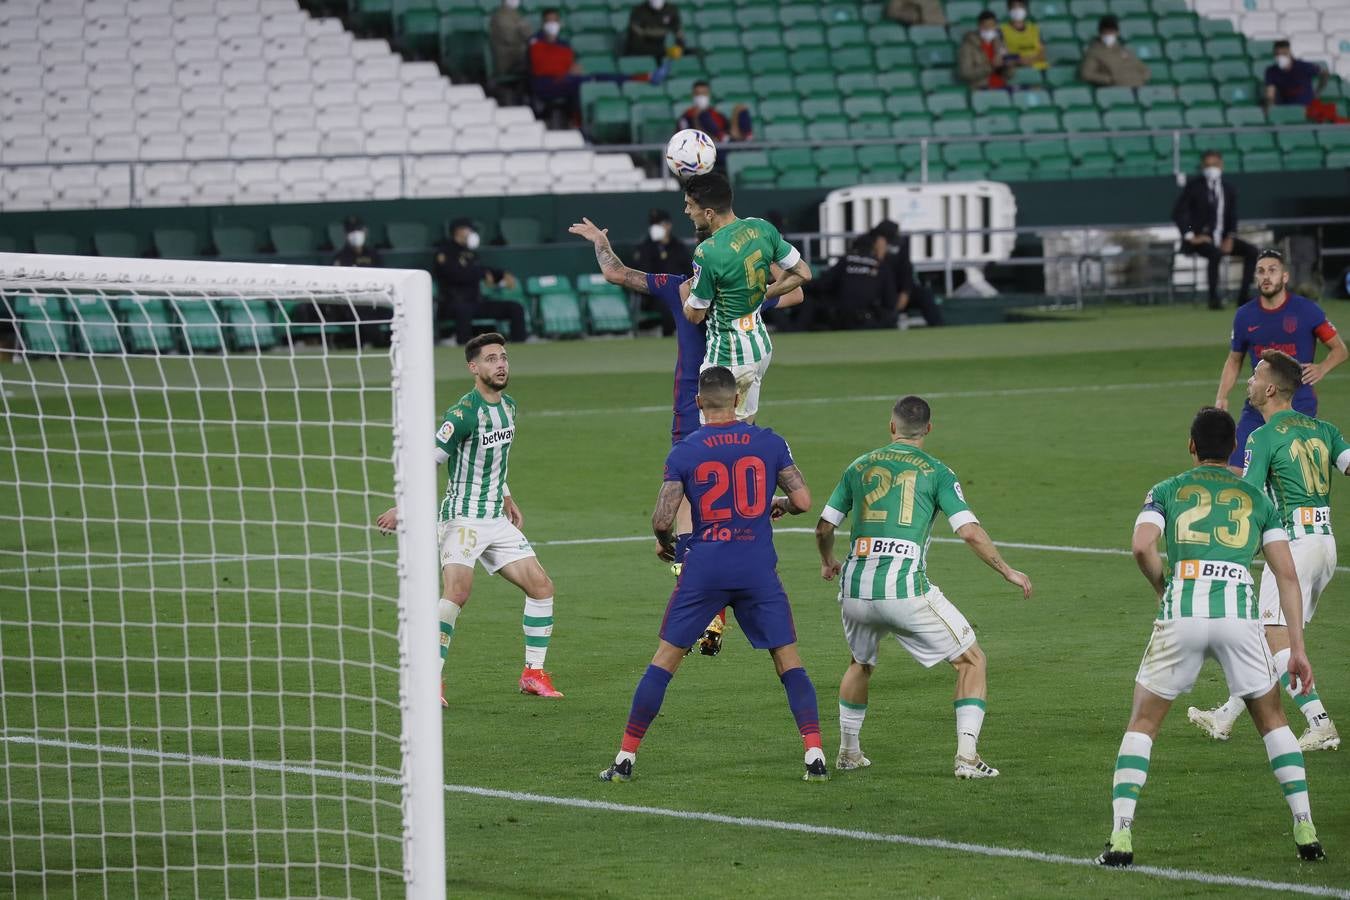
[{"left": 2, "top": 734, "right": 1344, "bottom": 899}]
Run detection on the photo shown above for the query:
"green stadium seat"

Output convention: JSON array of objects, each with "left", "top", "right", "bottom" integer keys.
[
  {"left": 1284, "top": 148, "right": 1326, "bottom": 171},
  {"left": 984, "top": 140, "right": 1026, "bottom": 166},
  {"left": 885, "top": 94, "right": 927, "bottom": 117},
  {"left": 736, "top": 6, "right": 777, "bottom": 27},
  {"left": 975, "top": 111, "right": 1019, "bottom": 135},
  {"left": 580, "top": 80, "right": 621, "bottom": 114},
  {"left": 1277, "top": 130, "right": 1320, "bottom": 153},
  {"left": 1234, "top": 131, "right": 1277, "bottom": 154},
  {"left": 1067, "top": 136, "right": 1111, "bottom": 160},
  {"left": 854, "top": 116, "right": 892, "bottom": 138},
  {"left": 1073, "top": 19, "right": 1101, "bottom": 42},
  {"left": 387, "top": 221, "right": 429, "bottom": 250},
  {"left": 1040, "top": 19, "right": 1076, "bottom": 42},
  {"left": 921, "top": 69, "right": 959, "bottom": 92},
  {"left": 1168, "top": 61, "right": 1209, "bottom": 83},
  {"left": 572, "top": 31, "right": 616, "bottom": 56},
  {"left": 915, "top": 44, "right": 956, "bottom": 67},
  {"left": 590, "top": 96, "right": 632, "bottom": 142},
  {"left": 843, "top": 96, "right": 885, "bottom": 119},
  {"left": 1014, "top": 89, "right": 1053, "bottom": 110},
  {"left": 1071, "top": 155, "right": 1116, "bottom": 178},
  {"left": 1009, "top": 67, "right": 1044, "bottom": 88},
  {"left": 1043, "top": 65, "right": 1079, "bottom": 88},
  {"left": 865, "top": 20, "right": 905, "bottom": 47},
  {"left": 1318, "top": 129, "right": 1350, "bottom": 152},
  {"left": 927, "top": 87, "right": 970, "bottom": 117},
  {"left": 1136, "top": 84, "right": 1178, "bottom": 107},
  {"left": 1202, "top": 36, "right": 1245, "bottom": 61},
  {"left": 787, "top": 48, "right": 830, "bottom": 74},
  {"left": 1216, "top": 80, "right": 1257, "bottom": 105},
  {"left": 780, "top": 4, "right": 820, "bottom": 26},
  {"left": 747, "top": 31, "right": 785, "bottom": 53},
  {"left": 754, "top": 73, "right": 794, "bottom": 97},
  {"left": 873, "top": 45, "right": 917, "bottom": 70},
  {"left": 33, "top": 232, "right": 80, "bottom": 255},
  {"left": 908, "top": 25, "right": 947, "bottom": 45},
  {"left": 773, "top": 165, "right": 816, "bottom": 188},
  {"left": 1163, "top": 39, "right": 1204, "bottom": 63},
  {"left": 1018, "top": 109, "right": 1062, "bottom": 133},
  {"left": 1327, "top": 150, "right": 1350, "bottom": 168},
  {"left": 396, "top": 9, "right": 439, "bottom": 57},
  {"left": 68, "top": 295, "right": 123, "bottom": 354},
  {"left": 218, "top": 298, "right": 280, "bottom": 352},
  {"left": 1111, "top": 134, "right": 1161, "bottom": 161},
  {"left": 760, "top": 97, "right": 803, "bottom": 119},
  {"left": 1063, "top": 110, "right": 1104, "bottom": 131},
  {"left": 788, "top": 73, "right": 832, "bottom": 96},
  {"left": 1224, "top": 106, "right": 1264, "bottom": 128},
  {"left": 1045, "top": 40, "right": 1080, "bottom": 62},
  {"left": 1052, "top": 85, "right": 1094, "bottom": 111},
  {"left": 893, "top": 119, "right": 934, "bottom": 139},
  {"left": 1143, "top": 107, "right": 1184, "bottom": 128},
  {"left": 498, "top": 218, "right": 542, "bottom": 245},
  {"left": 212, "top": 226, "right": 257, "bottom": 258},
  {"left": 800, "top": 97, "right": 842, "bottom": 120},
  {"left": 176, "top": 300, "right": 224, "bottom": 352},
  {"left": 1196, "top": 16, "right": 1236, "bottom": 37},
  {"left": 933, "top": 115, "right": 975, "bottom": 137},
  {"left": 748, "top": 49, "right": 791, "bottom": 74},
  {"left": 833, "top": 47, "right": 876, "bottom": 72},
  {"left": 1240, "top": 151, "right": 1282, "bottom": 173},
  {"left": 827, "top": 24, "right": 868, "bottom": 49},
  {"left": 1147, "top": 61, "right": 1172, "bottom": 82},
  {"left": 93, "top": 232, "right": 140, "bottom": 258},
  {"left": 822, "top": 4, "right": 860, "bottom": 23},
  {"left": 856, "top": 144, "right": 900, "bottom": 170},
  {"left": 1130, "top": 38, "right": 1162, "bottom": 62},
  {"left": 812, "top": 118, "right": 850, "bottom": 139},
  {"left": 269, "top": 224, "right": 314, "bottom": 257},
  {"left": 762, "top": 122, "right": 807, "bottom": 141},
  {"left": 943, "top": 166, "right": 986, "bottom": 182},
  {"left": 990, "top": 160, "right": 1034, "bottom": 181},
  {"left": 1102, "top": 108, "right": 1144, "bottom": 130},
  {"left": 617, "top": 55, "right": 654, "bottom": 75},
  {"left": 836, "top": 73, "right": 880, "bottom": 95},
  {"left": 815, "top": 146, "right": 858, "bottom": 170},
  {"left": 942, "top": 142, "right": 984, "bottom": 168},
  {"left": 876, "top": 69, "right": 919, "bottom": 92},
  {"left": 1176, "top": 83, "right": 1218, "bottom": 106},
  {"left": 525, "top": 274, "right": 573, "bottom": 297},
  {"left": 767, "top": 148, "right": 810, "bottom": 173},
  {"left": 1095, "top": 86, "right": 1137, "bottom": 109},
  {"left": 1157, "top": 16, "right": 1197, "bottom": 40},
  {"left": 709, "top": 74, "right": 753, "bottom": 99},
  {"left": 972, "top": 91, "right": 1014, "bottom": 114},
  {"left": 536, "top": 293, "right": 584, "bottom": 338},
  {"left": 11, "top": 295, "right": 73, "bottom": 354},
  {"left": 584, "top": 292, "right": 633, "bottom": 334},
  {"left": 1183, "top": 105, "right": 1225, "bottom": 128},
  {"left": 860, "top": 164, "right": 910, "bottom": 184},
  {"left": 1070, "top": 0, "right": 1109, "bottom": 16},
  {"left": 896, "top": 142, "right": 927, "bottom": 168},
  {"left": 946, "top": 0, "right": 985, "bottom": 20},
  {"left": 1268, "top": 106, "right": 1308, "bottom": 126},
  {"left": 116, "top": 298, "right": 176, "bottom": 353}
]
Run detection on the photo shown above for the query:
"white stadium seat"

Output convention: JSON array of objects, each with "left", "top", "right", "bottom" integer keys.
[
  {"left": 93, "top": 133, "right": 140, "bottom": 162},
  {"left": 362, "top": 106, "right": 406, "bottom": 131},
  {"left": 273, "top": 105, "right": 318, "bottom": 131},
  {"left": 409, "top": 126, "right": 457, "bottom": 154},
  {"left": 184, "top": 132, "right": 231, "bottom": 160},
  {"left": 43, "top": 40, "right": 87, "bottom": 66},
  {"left": 133, "top": 60, "right": 179, "bottom": 89},
  {"left": 46, "top": 116, "right": 92, "bottom": 139},
  {"left": 133, "top": 87, "right": 181, "bottom": 114},
  {"left": 499, "top": 123, "right": 546, "bottom": 150},
  {"left": 230, "top": 130, "right": 277, "bottom": 158},
  {"left": 356, "top": 55, "right": 401, "bottom": 83},
  {"left": 359, "top": 79, "right": 403, "bottom": 108},
  {"left": 275, "top": 130, "right": 321, "bottom": 157},
  {"left": 221, "top": 36, "right": 266, "bottom": 62},
  {"left": 5, "top": 113, "right": 44, "bottom": 138},
  {"left": 49, "top": 135, "right": 96, "bottom": 163},
  {"left": 260, "top": 14, "right": 306, "bottom": 40},
  {"left": 224, "top": 85, "right": 271, "bottom": 111},
  {"left": 262, "top": 34, "right": 309, "bottom": 63},
  {"left": 364, "top": 131, "right": 410, "bottom": 155},
  {"left": 321, "top": 128, "right": 367, "bottom": 155},
  {"left": 189, "top": 162, "right": 238, "bottom": 187},
  {"left": 43, "top": 63, "right": 88, "bottom": 90}
]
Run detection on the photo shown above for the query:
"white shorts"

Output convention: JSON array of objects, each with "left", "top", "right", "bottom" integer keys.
[
  {"left": 437, "top": 516, "right": 535, "bottom": 574},
  {"left": 1135, "top": 617, "right": 1278, "bottom": 701},
  {"left": 1258, "top": 534, "right": 1336, "bottom": 626},
  {"left": 700, "top": 354, "right": 771, "bottom": 421},
  {"left": 839, "top": 585, "right": 976, "bottom": 668}
]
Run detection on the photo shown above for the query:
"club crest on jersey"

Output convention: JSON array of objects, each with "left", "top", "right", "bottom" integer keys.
[
  {"left": 1284, "top": 315, "right": 1299, "bottom": 334},
  {"left": 479, "top": 426, "right": 514, "bottom": 448}
]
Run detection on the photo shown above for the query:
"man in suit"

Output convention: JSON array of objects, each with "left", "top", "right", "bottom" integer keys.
[
  {"left": 431, "top": 218, "right": 527, "bottom": 346},
  {"left": 1172, "top": 150, "right": 1258, "bottom": 310}
]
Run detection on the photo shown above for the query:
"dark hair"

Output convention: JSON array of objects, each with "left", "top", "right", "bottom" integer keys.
[
  {"left": 851, "top": 233, "right": 877, "bottom": 254},
  {"left": 698, "top": 365, "right": 737, "bottom": 408},
  {"left": 1274, "top": 39, "right": 1291, "bottom": 52},
  {"left": 1098, "top": 14, "right": 1118, "bottom": 31},
  {"left": 683, "top": 172, "right": 734, "bottom": 214},
  {"left": 542, "top": 7, "right": 560, "bottom": 18},
  {"left": 1191, "top": 406, "right": 1236, "bottom": 462},
  {"left": 1257, "top": 247, "right": 1285, "bottom": 266},
  {"left": 892, "top": 395, "right": 931, "bottom": 437},
  {"left": 343, "top": 215, "right": 364, "bottom": 231},
  {"left": 465, "top": 332, "right": 506, "bottom": 362},
  {"left": 1260, "top": 349, "right": 1302, "bottom": 396},
  {"left": 871, "top": 218, "right": 901, "bottom": 244},
  {"left": 1005, "top": 0, "right": 1027, "bottom": 8},
  {"left": 1201, "top": 148, "right": 1223, "bottom": 162},
  {"left": 692, "top": 80, "right": 710, "bottom": 91},
  {"left": 978, "top": 9, "right": 997, "bottom": 23},
  {"left": 648, "top": 208, "right": 672, "bottom": 225}
]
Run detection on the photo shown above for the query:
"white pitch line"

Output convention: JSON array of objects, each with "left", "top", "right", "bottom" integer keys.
[{"left": 1, "top": 734, "right": 1344, "bottom": 899}]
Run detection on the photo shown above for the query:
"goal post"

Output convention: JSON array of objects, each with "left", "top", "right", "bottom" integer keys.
[{"left": 0, "top": 252, "right": 444, "bottom": 899}]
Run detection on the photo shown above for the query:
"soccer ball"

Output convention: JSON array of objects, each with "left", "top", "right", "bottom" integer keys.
[{"left": 665, "top": 129, "right": 717, "bottom": 179}]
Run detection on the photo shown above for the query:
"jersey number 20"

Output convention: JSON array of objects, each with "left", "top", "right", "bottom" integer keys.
[{"left": 695, "top": 458, "right": 768, "bottom": 522}]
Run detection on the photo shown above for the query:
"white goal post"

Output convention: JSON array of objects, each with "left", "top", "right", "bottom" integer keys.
[{"left": 0, "top": 252, "right": 444, "bottom": 899}]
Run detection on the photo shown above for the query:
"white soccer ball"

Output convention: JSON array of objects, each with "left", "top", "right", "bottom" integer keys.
[{"left": 665, "top": 128, "right": 717, "bottom": 179}]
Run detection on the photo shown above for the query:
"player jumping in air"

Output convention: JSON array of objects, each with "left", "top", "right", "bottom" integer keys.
[
  {"left": 1189, "top": 350, "right": 1348, "bottom": 750},
  {"left": 377, "top": 333, "right": 562, "bottom": 706},
  {"left": 1214, "top": 248, "right": 1346, "bottom": 473},
  {"left": 568, "top": 215, "right": 804, "bottom": 655},
  {"left": 1097, "top": 406, "right": 1323, "bottom": 867},
  {"left": 599, "top": 366, "right": 827, "bottom": 782},
  {"left": 816, "top": 396, "right": 1032, "bottom": 777}
]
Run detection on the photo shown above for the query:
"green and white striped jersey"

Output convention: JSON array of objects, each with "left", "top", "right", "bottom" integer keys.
[
  {"left": 1136, "top": 465, "right": 1286, "bottom": 620},
  {"left": 1243, "top": 409, "right": 1350, "bottom": 539},
  {"left": 686, "top": 216, "right": 800, "bottom": 367},
  {"left": 821, "top": 443, "right": 978, "bottom": 601},
  {"left": 434, "top": 388, "right": 516, "bottom": 521}
]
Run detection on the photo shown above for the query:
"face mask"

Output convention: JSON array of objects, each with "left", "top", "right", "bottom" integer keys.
[
  {"left": 649, "top": 0, "right": 665, "bottom": 8},
  {"left": 465, "top": 231, "right": 481, "bottom": 250},
  {"left": 692, "top": 93, "right": 710, "bottom": 110},
  {"left": 649, "top": 224, "right": 668, "bottom": 241},
  {"left": 542, "top": 20, "right": 561, "bottom": 37},
  {"left": 347, "top": 230, "right": 366, "bottom": 250},
  {"left": 1203, "top": 165, "right": 1222, "bottom": 180},
  {"left": 504, "top": 0, "right": 519, "bottom": 8},
  {"left": 1101, "top": 33, "right": 1117, "bottom": 47},
  {"left": 1009, "top": 7, "right": 1027, "bottom": 21},
  {"left": 980, "top": 28, "right": 997, "bottom": 42},
  {"left": 1276, "top": 54, "right": 1292, "bottom": 69}
]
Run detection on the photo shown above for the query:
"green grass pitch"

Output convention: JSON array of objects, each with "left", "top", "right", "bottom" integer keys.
[{"left": 3, "top": 306, "right": 1349, "bottom": 898}]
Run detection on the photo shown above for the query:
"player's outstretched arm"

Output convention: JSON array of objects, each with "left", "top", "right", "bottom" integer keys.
[
  {"left": 568, "top": 217, "right": 651, "bottom": 294},
  {"left": 773, "top": 465, "right": 812, "bottom": 517},
  {"left": 1214, "top": 350, "right": 1245, "bottom": 410},
  {"left": 376, "top": 506, "right": 398, "bottom": 535},
  {"left": 764, "top": 258, "right": 812, "bottom": 301},
  {"left": 652, "top": 479, "right": 686, "bottom": 561},
  {"left": 1130, "top": 522, "right": 1167, "bottom": 598},
  {"left": 956, "top": 522, "right": 1032, "bottom": 598},
  {"left": 1303, "top": 334, "right": 1348, "bottom": 385},
  {"left": 815, "top": 518, "right": 842, "bottom": 581},
  {"left": 1265, "top": 538, "right": 1314, "bottom": 692}
]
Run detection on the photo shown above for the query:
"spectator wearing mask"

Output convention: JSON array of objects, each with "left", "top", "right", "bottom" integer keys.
[
  {"left": 625, "top": 0, "right": 683, "bottom": 61},
  {"left": 1172, "top": 151, "right": 1258, "bottom": 310},
  {"left": 432, "top": 219, "right": 528, "bottom": 346},
  {"left": 802, "top": 233, "right": 896, "bottom": 332},
  {"left": 489, "top": 0, "right": 533, "bottom": 83},
  {"left": 959, "top": 11, "right": 1012, "bottom": 90},
  {"left": 332, "top": 216, "right": 382, "bottom": 268},
  {"left": 872, "top": 219, "right": 944, "bottom": 328},
  {"left": 1000, "top": 0, "right": 1046, "bottom": 71},
  {"left": 677, "top": 81, "right": 753, "bottom": 142},
  {"left": 1264, "top": 40, "right": 1329, "bottom": 113},
  {"left": 631, "top": 209, "right": 694, "bottom": 335},
  {"left": 1080, "top": 15, "right": 1150, "bottom": 88},
  {"left": 529, "top": 8, "right": 668, "bottom": 126},
  {"left": 885, "top": 0, "right": 946, "bottom": 26}
]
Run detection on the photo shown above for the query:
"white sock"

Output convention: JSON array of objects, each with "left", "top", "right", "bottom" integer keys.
[
  {"left": 954, "top": 698, "right": 986, "bottom": 759},
  {"left": 804, "top": 746, "right": 825, "bottom": 766},
  {"left": 838, "top": 701, "right": 866, "bottom": 753},
  {"left": 616, "top": 750, "right": 635, "bottom": 765},
  {"left": 522, "top": 596, "right": 553, "bottom": 669},
  {"left": 1111, "top": 731, "right": 1152, "bottom": 832},
  {"left": 438, "top": 598, "right": 461, "bottom": 676},
  {"left": 1215, "top": 694, "right": 1247, "bottom": 725},
  {"left": 1263, "top": 726, "right": 1311, "bottom": 822},
  {"left": 1274, "top": 647, "right": 1331, "bottom": 727}
]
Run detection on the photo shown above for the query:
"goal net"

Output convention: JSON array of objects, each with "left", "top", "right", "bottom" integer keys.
[{"left": 0, "top": 253, "right": 443, "bottom": 899}]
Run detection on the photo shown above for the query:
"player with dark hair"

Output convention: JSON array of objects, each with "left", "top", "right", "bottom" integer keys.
[
  {"left": 1214, "top": 248, "right": 1347, "bottom": 472},
  {"left": 599, "top": 366, "right": 826, "bottom": 782}
]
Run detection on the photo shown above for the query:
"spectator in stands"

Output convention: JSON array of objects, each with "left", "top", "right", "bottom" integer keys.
[
  {"left": 885, "top": 0, "right": 946, "bottom": 26},
  {"left": 677, "top": 81, "right": 753, "bottom": 142},
  {"left": 432, "top": 219, "right": 528, "bottom": 346},
  {"left": 1172, "top": 151, "right": 1258, "bottom": 310},
  {"left": 1264, "top": 40, "right": 1328, "bottom": 113},
  {"left": 624, "top": 0, "right": 684, "bottom": 61},
  {"left": 1079, "top": 15, "right": 1150, "bottom": 88},
  {"left": 1001, "top": 0, "right": 1046, "bottom": 71},
  {"left": 872, "top": 219, "right": 945, "bottom": 328},
  {"left": 959, "top": 11, "right": 1012, "bottom": 91},
  {"left": 632, "top": 209, "right": 694, "bottom": 335},
  {"left": 332, "top": 216, "right": 382, "bottom": 268},
  {"left": 489, "top": 0, "right": 534, "bottom": 84},
  {"left": 801, "top": 233, "right": 896, "bottom": 331},
  {"left": 529, "top": 8, "right": 668, "bottom": 127}
]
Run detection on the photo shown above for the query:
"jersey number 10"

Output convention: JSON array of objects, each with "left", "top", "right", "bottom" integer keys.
[{"left": 695, "top": 458, "right": 768, "bottom": 522}]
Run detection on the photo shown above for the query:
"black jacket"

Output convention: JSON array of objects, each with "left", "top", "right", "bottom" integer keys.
[
  {"left": 432, "top": 240, "right": 503, "bottom": 305},
  {"left": 631, "top": 237, "right": 693, "bottom": 278},
  {"left": 625, "top": 2, "right": 681, "bottom": 58},
  {"left": 332, "top": 245, "right": 383, "bottom": 267},
  {"left": 1172, "top": 176, "right": 1238, "bottom": 239},
  {"left": 813, "top": 251, "right": 897, "bottom": 318}
]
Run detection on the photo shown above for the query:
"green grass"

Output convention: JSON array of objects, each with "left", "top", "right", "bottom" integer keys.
[{"left": 3, "top": 305, "right": 1350, "bottom": 898}]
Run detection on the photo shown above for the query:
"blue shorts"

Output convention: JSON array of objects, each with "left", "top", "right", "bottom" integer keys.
[
  {"left": 671, "top": 397, "right": 699, "bottom": 446},
  {"left": 1233, "top": 396, "right": 1316, "bottom": 466},
  {"left": 659, "top": 562, "right": 797, "bottom": 650}
]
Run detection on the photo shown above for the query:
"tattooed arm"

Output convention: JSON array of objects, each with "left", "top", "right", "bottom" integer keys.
[
  {"left": 652, "top": 479, "right": 686, "bottom": 560},
  {"left": 771, "top": 465, "right": 812, "bottom": 518},
  {"left": 567, "top": 216, "right": 651, "bottom": 294}
]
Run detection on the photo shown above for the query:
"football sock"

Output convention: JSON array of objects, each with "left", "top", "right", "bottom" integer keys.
[
  {"left": 780, "top": 667, "right": 823, "bottom": 753},
  {"left": 1111, "top": 731, "right": 1152, "bottom": 832},
  {"left": 1274, "top": 648, "right": 1330, "bottom": 728},
  {"left": 838, "top": 700, "right": 866, "bottom": 753},
  {"left": 1263, "top": 726, "right": 1311, "bottom": 821},
  {"left": 715, "top": 609, "right": 726, "bottom": 626},
  {"left": 954, "top": 697, "right": 986, "bottom": 759},
  {"left": 438, "top": 598, "right": 461, "bottom": 675},
  {"left": 522, "top": 596, "right": 553, "bottom": 669},
  {"left": 1215, "top": 694, "right": 1246, "bottom": 726},
  {"left": 620, "top": 664, "right": 673, "bottom": 755}
]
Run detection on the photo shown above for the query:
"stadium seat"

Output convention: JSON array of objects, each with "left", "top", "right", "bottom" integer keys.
[
  {"left": 33, "top": 232, "right": 80, "bottom": 255},
  {"left": 176, "top": 301, "right": 225, "bottom": 352},
  {"left": 1102, "top": 108, "right": 1145, "bottom": 130},
  {"left": 584, "top": 291, "right": 633, "bottom": 335},
  {"left": 535, "top": 292, "right": 584, "bottom": 338},
  {"left": 269, "top": 224, "right": 314, "bottom": 257},
  {"left": 1063, "top": 110, "right": 1104, "bottom": 131},
  {"left": 69, "top": 295, "right": 125, "bottom": 354},
  {"left": 1268, "top": 106, "right": 1309, "bottom": 126},
  {"left": 1052, "top": 85, "right": 1094, "bottom": 112},
  {"left": 11, "top": 295, "right": 74, "bottom": 355},
  {"left": 1095, "top": 87, "right": 1137, "bottom": 110},
  {"left": 218, "top": 297, "right": 280, "bottom": 351},
  {"left": 212, "top": 226, "right": 258, "bottom": 258},
  {"left": 498, "top": 217, "right": 542, "bottom": 245}
]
